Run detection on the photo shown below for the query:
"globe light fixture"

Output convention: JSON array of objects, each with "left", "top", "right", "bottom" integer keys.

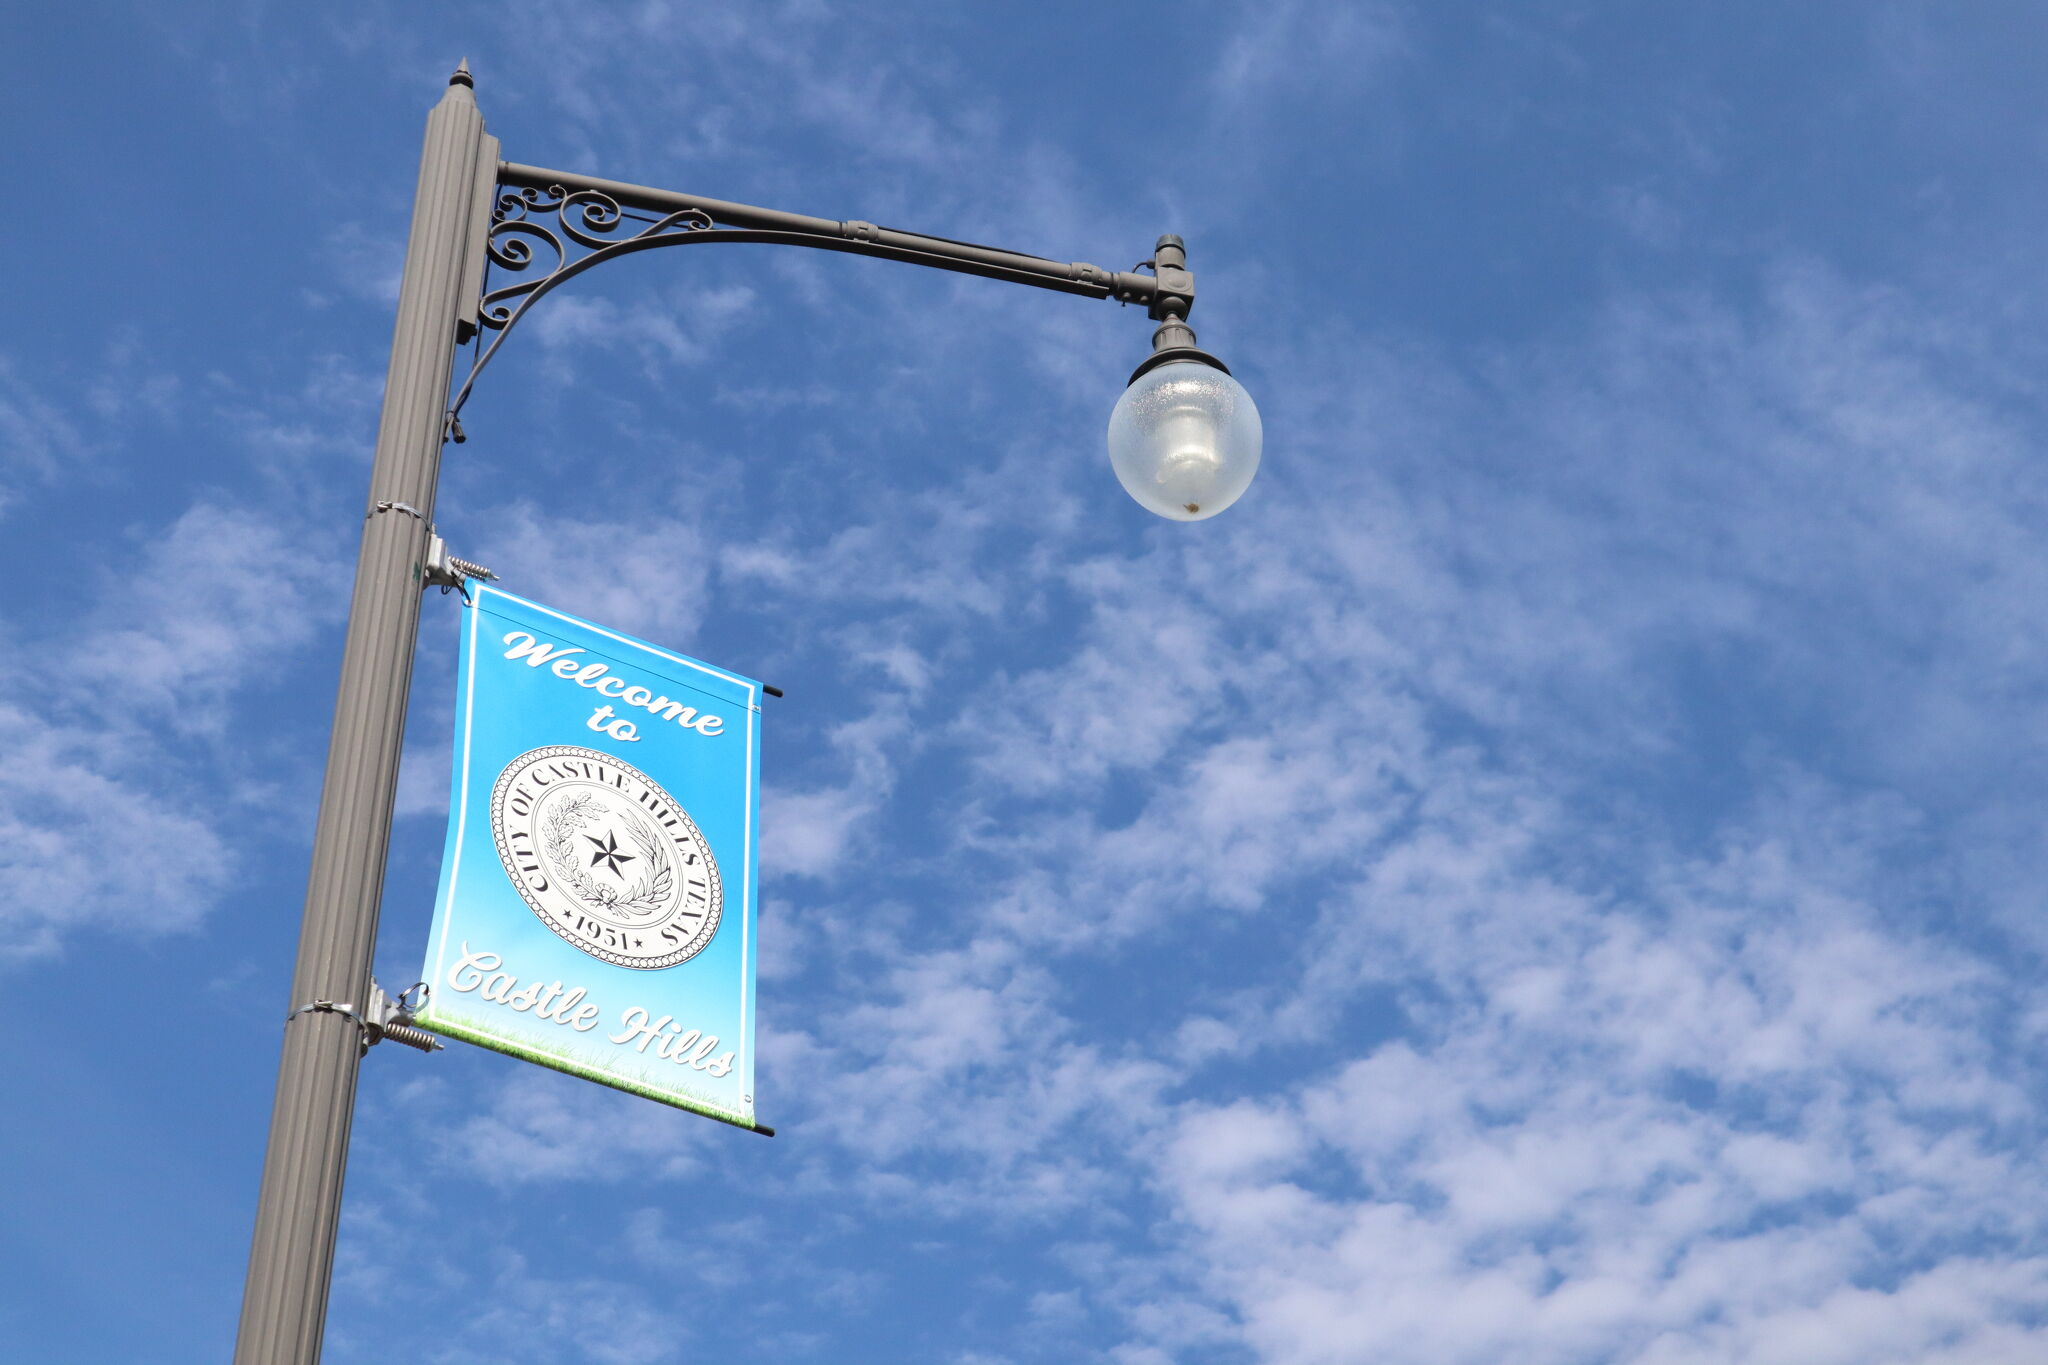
[
  {"left": 1108, "top": 347, "right": 1262, "bottom": 522},
  {"left": 1105, "top": 236, "right": 1262, "bottom": 521}
]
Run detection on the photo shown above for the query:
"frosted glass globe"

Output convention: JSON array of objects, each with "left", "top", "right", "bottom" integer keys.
[{"left": 1106, "top": 359, "right": 1262, "bottom": 521}]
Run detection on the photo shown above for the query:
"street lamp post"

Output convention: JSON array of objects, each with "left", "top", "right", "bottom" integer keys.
[{"left": 234, "top": 65, "right": 1259, "bottom": 1364}]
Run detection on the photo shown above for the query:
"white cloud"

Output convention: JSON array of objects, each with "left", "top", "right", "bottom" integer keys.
[
  {"left": 429, "top": 1066, "right": 715, "bottom": 1186},
  {"left": 470, "top": 499, "right": 716, "bottom": 644},
  {"left": 0, "top": 699, "right": 231, "bottom": 960},
  {"left": 0, "top": 499, "right": 346, "bottom": 958},
  {"left": 0, "top": 358, "right": 93, "bottom": 518},
  {"left": 762, "top": 783, "right": 877, "bottom": 879},
  {"left": 67, "top": 501, "right": 344, "bottom": 733},
  {"left": 1211, "top": 1, "right": 1407, "bottom": 106},
  {"left": 428, "top": 1249, "right": 692, "bottom": 1365},
  {"left": 527, "top": 283, "right": 756, "bottom": 379},
  {"left": 763, "top": 694, "right": 906, "bottom": 879}
]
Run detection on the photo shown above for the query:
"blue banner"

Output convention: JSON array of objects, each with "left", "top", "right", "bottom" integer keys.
[{"left": 417, "top": 585, "right": 763, "bottom": 1130}]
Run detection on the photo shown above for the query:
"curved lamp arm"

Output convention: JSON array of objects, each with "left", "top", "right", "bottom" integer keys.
[{"left": 445, "top": 162, "right": 1196, "bottom": 437}]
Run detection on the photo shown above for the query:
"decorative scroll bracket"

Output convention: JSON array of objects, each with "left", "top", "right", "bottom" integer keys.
[{"left": 447, "top": 184, "right": 719, "bottom": 434}]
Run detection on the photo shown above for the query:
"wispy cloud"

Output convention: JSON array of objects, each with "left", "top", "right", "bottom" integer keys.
[
  {"left": 0, "top": 699, "right": 231, "bottom": 960},
  {"left": 1210, "top": 1, "right": 1407, "bottom": 107},
  {"left": 0, "top": 358, "right": 93, "bottom": 518}
]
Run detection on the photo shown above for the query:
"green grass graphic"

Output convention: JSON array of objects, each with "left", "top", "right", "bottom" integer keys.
[{"left": 420, "top": 1006, "right": 757, "bottom": 1131}]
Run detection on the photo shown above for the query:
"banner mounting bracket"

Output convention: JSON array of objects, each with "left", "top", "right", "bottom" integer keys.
[
  {"left": 286, "top": 981, "right": 442, "bottom": 1056},
  {"left": 424, "top": 533, "right": 498, "bottom": 596}
]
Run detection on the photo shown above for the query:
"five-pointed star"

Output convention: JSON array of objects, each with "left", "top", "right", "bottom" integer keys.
[{"left": 585, "top": 829, "right": 636, "bottom": 878}]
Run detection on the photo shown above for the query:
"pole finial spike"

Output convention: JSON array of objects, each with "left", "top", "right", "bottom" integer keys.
[{"left": 449, "top": 58, "right": 473, "bottom": 88}]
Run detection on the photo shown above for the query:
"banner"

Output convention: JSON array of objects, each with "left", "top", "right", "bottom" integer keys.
[{"left": 417, "top": 584, "right": 763, "bottom": 1131}]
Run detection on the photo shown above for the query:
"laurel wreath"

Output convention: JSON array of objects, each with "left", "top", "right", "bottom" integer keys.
[{"left": 542, "top": 792, "right": 674, "bottom": 920}]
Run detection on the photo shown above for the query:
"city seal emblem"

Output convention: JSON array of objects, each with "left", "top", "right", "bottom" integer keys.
[{"left": 490, "top": 745, "right": 723, "bottom": 969}]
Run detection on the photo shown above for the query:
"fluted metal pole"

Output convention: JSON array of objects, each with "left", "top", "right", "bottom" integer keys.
[{"left": 234, "top": 67, "right": 494, "bottom": 1365}]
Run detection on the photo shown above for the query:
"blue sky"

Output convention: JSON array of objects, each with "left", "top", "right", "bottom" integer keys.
[{"left": 8, "top": 3, "right": 2048, "bottom": 1362}]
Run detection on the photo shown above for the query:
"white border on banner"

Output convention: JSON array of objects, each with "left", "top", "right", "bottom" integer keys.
[
  {"left": 742, "top": 678, "right": 755, "bottom": 1082},
  {"left": 424, "top": 586, "right": 761, "bottom": 1115},
  {"left": 428, "top": 594, "right": 485, "bottom": 993}
]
